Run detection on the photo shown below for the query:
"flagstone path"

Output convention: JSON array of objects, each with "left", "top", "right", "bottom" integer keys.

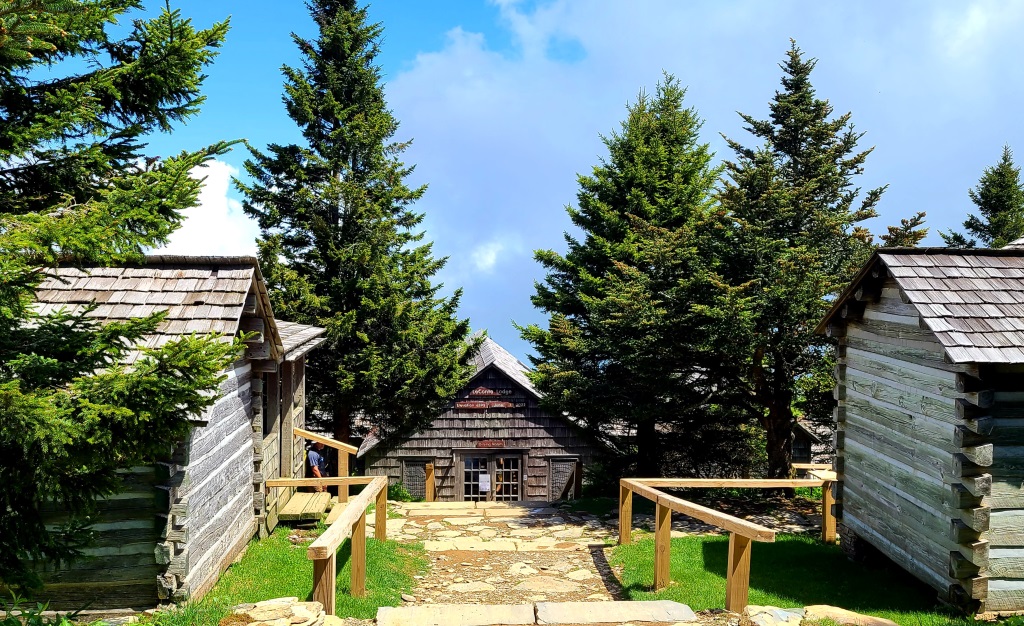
[{"left": 363, "top": 499, "right": 819, "bottom": 615}]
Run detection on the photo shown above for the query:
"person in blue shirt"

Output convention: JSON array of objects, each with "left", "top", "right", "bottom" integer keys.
[{"left": 307, "top": 441, "right": 329, "bottom": 492}]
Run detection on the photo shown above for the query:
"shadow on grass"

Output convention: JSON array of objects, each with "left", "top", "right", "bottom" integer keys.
[
  {"left": 612, "top": 534, "right": 955, "bottom": 624},
  {"left": 697, "top": 535, "right": 938, "bottom": 614}
]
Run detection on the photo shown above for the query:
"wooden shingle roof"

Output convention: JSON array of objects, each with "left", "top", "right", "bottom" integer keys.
[
  {"left": 818, "top": 247, "right": 1024, "bottom": 364},
  {"left": 355, "top": 334, "right": 542, "bottom": 457},
  {"left": 277, "top": 320, "right": 328, "bottom": 362},
  {"left": 33, "top": 255, "right": 324, "bottom": 364},
  {"left": 469, "top": 334, "right": 541, "bottom": 398}
]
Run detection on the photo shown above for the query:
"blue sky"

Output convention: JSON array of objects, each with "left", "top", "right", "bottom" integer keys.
[{"left": 153, "top": 0, "right": 1024, "bottom": 361}]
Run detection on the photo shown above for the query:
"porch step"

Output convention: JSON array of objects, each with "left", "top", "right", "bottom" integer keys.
[
  {"left": 279, "top": 491, "right": 331, "bottom": 521},
  {"left": 536, "top": 600, "right": 697, "bottom": 623},
  {"left": 376, "top": 601, "right": 697, "bottom": 626},
  {"left": 324, "top": 501, "right": 345, "bottom": 525}
]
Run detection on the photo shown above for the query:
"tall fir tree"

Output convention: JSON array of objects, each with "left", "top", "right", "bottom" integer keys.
[
  {"left": 237, "top": 0, "right": 474, "bottom": 444},
  {"left": 521, "top": 76, "right": 755, "bottom": 477},
  {"left": 718, "top": 42, "right": 884, "bottom": 478},
  {"left": 0, "top": 1, "right": 237, "bottom": 586},
  {"left": 942, "top": 145, "right": 1024, "bottom": 248}
]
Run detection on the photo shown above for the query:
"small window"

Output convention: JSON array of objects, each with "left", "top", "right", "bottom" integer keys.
[{"left": 792, "top": 437, "right": 811, "bottom": 463}]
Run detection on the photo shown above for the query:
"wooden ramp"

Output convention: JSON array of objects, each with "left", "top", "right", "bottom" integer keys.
[{"left": 279, "top": 491, "right": 331, "bottom": 521}]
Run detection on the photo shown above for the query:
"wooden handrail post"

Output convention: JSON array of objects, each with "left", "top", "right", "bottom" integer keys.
[
  {"left": 312, "top": 553, "right": 336, "bottom": 616},
  {"left": 375, "top": 485, "right": 386, "bottom": 541},
  {"left": 425, "top": 463, "right": 436, "bottom": 502},
  {"left": 725, "top": 533, "right": 752, "bottom": 612},
  {"left": 339, "top": 453, "right": 349, "bottom": 504},
  {"left": 351, "top": 512, "right": 366, "bottom": 597},
  {"left": 619, "top": 482, "right": 633, "bottom": 545},
  {"left": 822, "top": 480, "right": 836, "bottom": 544},
  {"left": 654, "top": 499, "right": 671, "bottom": 590}
]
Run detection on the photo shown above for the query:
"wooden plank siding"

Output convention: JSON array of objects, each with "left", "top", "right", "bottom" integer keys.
[
  {"left": 365, "top": 365, "right": 594, "bottom": 502},
  {"left": 835, "top": 278, "right": 992, "bottom": 608}
]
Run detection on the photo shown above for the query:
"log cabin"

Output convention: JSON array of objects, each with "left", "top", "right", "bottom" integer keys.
[
  {"left": 356, "top": 336, "right": 597, "bottom": 502},
  {"left": 816, "top": 244, "right": 1024, "bottom": 612},
  {"left": 22, "top": 256, "right": 325, "bottom": 610}
]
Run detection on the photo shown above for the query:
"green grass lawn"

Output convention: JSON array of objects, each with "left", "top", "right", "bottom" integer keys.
[
  {"left": 611, "top": 534, "right": 984, "bottom": 626},
  {"left": 135, "top": 527, "right": 426, "bottom": 626}
]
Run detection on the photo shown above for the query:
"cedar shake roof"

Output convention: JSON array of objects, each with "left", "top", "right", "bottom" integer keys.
[
  {"left": 817, "top": 247, "right": 1024, "bottom": 364},
  {"left": 277, "top": 320, "right": 328, "bottom": 362},
  {"left": 469, "top": 334, "right": 542, "bottom": 399},
  {"left": 33, "top": 255, "right": 324, "bottom": 364},
  {"left": 355, "top": 334, "right": 543, "bottom": 457}
]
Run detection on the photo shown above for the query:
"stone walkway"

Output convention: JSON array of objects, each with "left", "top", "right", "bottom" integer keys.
[{"left": 364, "top": 499, "right": 819, "bottom": 615}]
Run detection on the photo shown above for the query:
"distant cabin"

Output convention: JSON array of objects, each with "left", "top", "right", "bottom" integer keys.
[
  {"left": 357, "top": 337, "right": 597, "bottom": 502},
  {"left": 817, "top": 244, "right": 1024, "bottom": 612},
  {"left": 792, "top": 419, "right": 831, "bottom": 465},
  {"left": 22, "top": 256, "right": 325, "bottom": 610}
]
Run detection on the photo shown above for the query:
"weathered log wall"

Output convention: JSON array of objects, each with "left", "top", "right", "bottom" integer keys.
[
  {"left": 25, "top": 466, "right": 165, "bottom": 610},
  {"left": 833, "top": 278, "right": 992, "bottom": 608},
  {"left": 164, "top": 359, "right": 256, "bottom": 603},
  {"left": 977, "top": 369, "right": 1024, "bottom": 611},
  {"left": 16, "top": 360, "right": 259, "bottom": 610}
]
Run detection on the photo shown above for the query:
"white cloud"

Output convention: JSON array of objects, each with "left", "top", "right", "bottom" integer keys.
[
  {"left": 932, "top": 0, "right": 1024, "bottom": 65},
  {"left": 154, "top": 159, "right": 260, "bottom": 257},
  {"left": 470, "top": 239, "right": 506, "bottom": 273}
]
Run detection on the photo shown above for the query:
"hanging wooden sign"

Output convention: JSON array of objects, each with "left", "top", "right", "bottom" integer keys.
[
  {"left": 455, "top": 399, "right": 527, "bottom": 410},
  {"left": 476, "top": 439, "right": 505, "bottom": 448}
]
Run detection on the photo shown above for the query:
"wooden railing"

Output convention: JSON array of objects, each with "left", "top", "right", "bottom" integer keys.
[
  {"left": 619, "top": 475, "right": 836, "bottom": 612},
  {"left": 297, "top": 475, "right": 388, "bottom": 615},
  {"left": 295, "top": 427, "right": 359, "bottom": 502}
]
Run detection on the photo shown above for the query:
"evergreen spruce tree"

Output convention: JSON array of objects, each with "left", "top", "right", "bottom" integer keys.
[
  {"left": 521, "top": 77, "right": 754, "bottom": 477},
  {"left": 718, "top": 42, "right": 884, "bottom": 478},
  {"left": 942, "top": 145, "right": 1024, "bottom": 248},
  {"left": 238, "top": 0, "right": 474, "bottom": 443},
  {"left": 0, "top": 1, "right": 237, "bottom": 586}
]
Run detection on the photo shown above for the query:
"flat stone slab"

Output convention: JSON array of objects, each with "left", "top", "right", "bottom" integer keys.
[
  {"left": 535, "top": 600, "right": 697, "bottom": 624},
  {"left": 400, "top": 501, "right": 479, "bottom": 510},
  {"left": 513, "top": 576, "right": 581, "bottom": 593},
  {"left": 377, "top": 604, "right": 534, "bottom": 626},
  {"left": 408, "top": 509, "right": 475, "bottom": 517}
]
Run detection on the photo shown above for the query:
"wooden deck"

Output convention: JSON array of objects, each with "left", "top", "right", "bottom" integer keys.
[{"left": 279, "top": 491, "right": 332, "bottom": 521}]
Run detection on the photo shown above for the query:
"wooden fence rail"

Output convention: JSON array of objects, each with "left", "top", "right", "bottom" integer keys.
[
  {"left": 619, "top": 476, "right": 836, "bottom": 612},
  {"left": 294, "top": 428, "right": 358, "bottom": 502},
  {"left": 306, "top": 475, "right": 388, "bottom": 615}
]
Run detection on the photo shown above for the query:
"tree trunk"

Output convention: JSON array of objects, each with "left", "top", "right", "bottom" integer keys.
[
  {"left": 635, "top": 419, "right": 661, "bottom": 477},
  {"left": 333, "top": 403, "right": 351, "bottom": 443},
  {"left": 763, "top": 394, "right": 794, "bottom": 480}
]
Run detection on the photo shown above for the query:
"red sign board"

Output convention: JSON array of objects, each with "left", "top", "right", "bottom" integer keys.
[
  {"left": 454, "top": 400, "right": 525, "bottom": 410},
  {"left": 476, "top": 439, "right": 505, "bottom": 448}
]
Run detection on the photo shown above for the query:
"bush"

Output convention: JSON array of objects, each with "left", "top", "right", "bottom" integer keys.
[
  {"left": 1, "top": 597, "right": 75, "bottom": 626},
  {"left": 387, "top": 481, "right": 416, "bottom": 502}
]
